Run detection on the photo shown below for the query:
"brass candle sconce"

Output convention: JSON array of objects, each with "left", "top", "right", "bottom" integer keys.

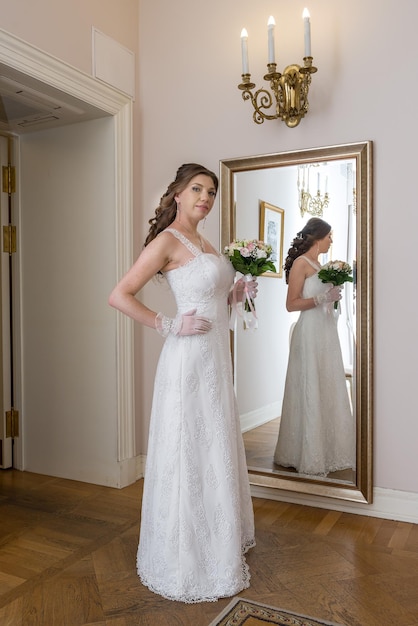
[{"left": 239, "top": 9, "right": 317, "bottom": 128}]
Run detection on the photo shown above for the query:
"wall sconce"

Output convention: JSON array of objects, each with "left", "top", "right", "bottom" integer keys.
[
  {"left": 239, "top": 9, "right": 317, "bottom": 128},
  {"left": 298, "top": 164, "right": 329, "bottom": 217}
]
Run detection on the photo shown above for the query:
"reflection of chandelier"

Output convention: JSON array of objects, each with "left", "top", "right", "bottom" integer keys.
[{"left": 298, "top": 164, "right": 330, "bottom": 217}]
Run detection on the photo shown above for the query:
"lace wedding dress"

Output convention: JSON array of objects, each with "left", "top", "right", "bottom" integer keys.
[
  {"left": 137, "top": 229, "right": 255, "bottom": 603},
  {"left": 274, "top": 256, "right": 356, "bottom": 476}
]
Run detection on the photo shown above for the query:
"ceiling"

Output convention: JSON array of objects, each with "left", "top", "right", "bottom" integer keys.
[{"left": 0, "top": 64, "right": 110, "bottom": 135}]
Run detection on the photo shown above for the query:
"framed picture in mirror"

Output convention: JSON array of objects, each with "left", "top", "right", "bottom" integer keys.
[{"left": 259, "top": 201, "right": 284, "bottom": 278}]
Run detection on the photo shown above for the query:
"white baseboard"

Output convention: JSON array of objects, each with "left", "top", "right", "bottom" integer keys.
[
  {"left": 240, "top": 402, "right": 281, "bottom": 433},
  {"left": 135, "top": 452, "right": 417, "bottom": 524},
  {"left": 250, "top": 484, "right": 418, "bottom": 524},
  {"left": 135, "top": 454, "right": 146, "bottom": 480}
]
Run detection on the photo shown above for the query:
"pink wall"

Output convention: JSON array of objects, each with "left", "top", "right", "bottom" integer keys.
[
  {"left": 137, "top": 0, "right": 418, "bottom": 495},
  {"left": 0, "top": 0, "right": 138, "bottom": 77},
  {"left": 2, "top": 0, "right": 416, "bottom": 496}
]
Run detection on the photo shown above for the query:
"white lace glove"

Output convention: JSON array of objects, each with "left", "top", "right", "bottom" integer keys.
[
  {"left": 155, "top": 309, "right": 212, "bottom": 337},
  {"left": 313, "top": 285, "right": 342, "bottom": 306}
]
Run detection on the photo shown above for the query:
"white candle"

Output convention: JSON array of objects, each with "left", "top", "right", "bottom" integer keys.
[
  {"left": 241, "top": 28, "right": 249, "bottom": 74},
  {"left": 325, "top": 176, "right": 328, "bottom": 193},
  {"left": 302, "top": 8, "right": 311, "bottom": 57},
  {"left": 317, "top": 173, "right": 320, "bottom": 192},
  {"left": 267, "top": 16, "right": 276, "bottom": 64}
]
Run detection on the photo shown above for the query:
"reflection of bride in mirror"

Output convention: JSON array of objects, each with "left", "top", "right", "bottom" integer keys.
[{"left": 273, "top": 217, "right": 356, "bottom": 477}]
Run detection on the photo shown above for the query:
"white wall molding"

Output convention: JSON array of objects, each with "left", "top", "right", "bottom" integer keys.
[
  {"left": 250, "top": 485, "right": 418, "bottom": 524},
  {"left": 0, "top": 28, "right": 135, "bottom": 485},
  {"left": 113, "top": 99, "right": 135, "bottom": 465},
  {"left": 136, "top": 454, "right": 146, "bottom": 480},
  {"left": 0, "top": 27, "right": 129, "bottom": 113},
  {"left": 117, "top": 457, "right": 137, "bottom": 489},
  {"left": 138, "top": 454, "right": 417, "bottom": 522},
  {"left": 240, "top": 402, "right": 281, "bottom": 433},
  {"left": 92, "top": 28, "right": 135, "bottom": 99}
]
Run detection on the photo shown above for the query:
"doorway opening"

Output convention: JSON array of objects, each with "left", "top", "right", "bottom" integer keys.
[{"left": 0, "top": 30, "right": 135, "bottom": 486}]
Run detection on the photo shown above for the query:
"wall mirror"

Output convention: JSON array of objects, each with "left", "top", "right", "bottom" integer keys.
[{"left": 220, "top": 142, "right": 373, "bottom": 503}]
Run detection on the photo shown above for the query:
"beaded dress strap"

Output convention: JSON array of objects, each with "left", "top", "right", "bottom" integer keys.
[{"left": 165, "top": 228, "right": 202, "bottom": 256}]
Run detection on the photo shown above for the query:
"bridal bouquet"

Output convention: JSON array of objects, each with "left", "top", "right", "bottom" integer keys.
[
  {"left": 224, "top": 239, "right": 276, "bottom": 329},
  {"left": 223, "top": 239, "right": 276, "bottom": 277},
  {"left": 317, "top": 260, "right": 353, "bottom": 309}
]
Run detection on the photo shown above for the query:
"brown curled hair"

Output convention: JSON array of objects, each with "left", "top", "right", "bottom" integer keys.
[
  {"left": 144, "top": 163, "right": 218, "bottom": 247},
  {"left": 283, "top": 217, "right": 331, "bottom": 283}
]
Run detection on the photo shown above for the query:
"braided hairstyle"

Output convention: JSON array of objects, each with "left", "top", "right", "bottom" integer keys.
[
  {"left": 283, "top": 217, "right": 331, "bottom": 284},
  {"left": 144, "top": 163, "right": 218, "bottom": 247}
]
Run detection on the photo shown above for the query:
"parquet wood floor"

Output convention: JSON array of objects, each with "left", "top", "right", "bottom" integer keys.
[
  {"left": 0, "top": 470, "right": 417, "bottom": 625},
  {"left": 243, "top": 417, "right": 356, "bottom": 483}
]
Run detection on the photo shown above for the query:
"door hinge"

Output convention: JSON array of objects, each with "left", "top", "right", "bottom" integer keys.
[
  {"left": 2, "top": 165, "right": 16, "bottom": 194},
  {"left": 3, "top": 224, "right": 16, "bottom": 254},
  {"left": 6, "top": 408, "right": 19, "bottom": 438}
]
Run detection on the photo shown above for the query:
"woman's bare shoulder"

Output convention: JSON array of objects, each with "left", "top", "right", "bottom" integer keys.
[
  {"left": 149, "top": 229, "right": 178, "bottom": 249},
  {"left": 136, "top": 231, "right": 175, "bottom": 267}
]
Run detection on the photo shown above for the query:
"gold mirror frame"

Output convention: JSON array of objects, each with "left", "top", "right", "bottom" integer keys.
[{"left": 220, "top": 141, "right": 373, "bottom": 503}]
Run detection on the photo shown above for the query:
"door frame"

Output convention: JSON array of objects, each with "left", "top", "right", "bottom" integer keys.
[
  {"left": 0, "top": 29, "right": 135, "bottom": 482},
  {"left": 0, "top": 136, "right": 12, "bottom": 468}
]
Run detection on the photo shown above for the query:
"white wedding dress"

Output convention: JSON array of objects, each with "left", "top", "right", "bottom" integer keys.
[
  {"left": 137, "top": 229, "right": 255, "bottom": 603},
  {"left": 274, "top": 256, "right": 356, "bottom": 476}
]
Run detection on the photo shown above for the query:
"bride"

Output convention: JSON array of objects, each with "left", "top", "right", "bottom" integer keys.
[
  {"left": 109, "top": 163, "right": 256, "bottom": 603},
  {"left": 274, "top": 217, "right": 355, "bottom": 476}
]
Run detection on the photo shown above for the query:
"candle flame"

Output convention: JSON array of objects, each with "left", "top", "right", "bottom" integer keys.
[
  {"left": 241, "top": 28, "right": 248, "bottom": 38},
  {"left": 302, "top": 8, "right": 310, "bottom": 19},
  {"left": 267, "top": 16, "right": 275, "bottom": 27}
]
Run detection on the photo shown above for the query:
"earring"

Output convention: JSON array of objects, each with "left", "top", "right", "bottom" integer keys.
[
  {"left": 176, "top": 203, "right": 181, "bottom": 222},
  {"left": 202, "top": 217, "right": 206, "bottom": 229}
]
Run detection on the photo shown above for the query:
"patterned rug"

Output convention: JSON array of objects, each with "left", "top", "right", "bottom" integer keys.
[{"left": 208, "top": 597, "right": 345, "bottom": 626}]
